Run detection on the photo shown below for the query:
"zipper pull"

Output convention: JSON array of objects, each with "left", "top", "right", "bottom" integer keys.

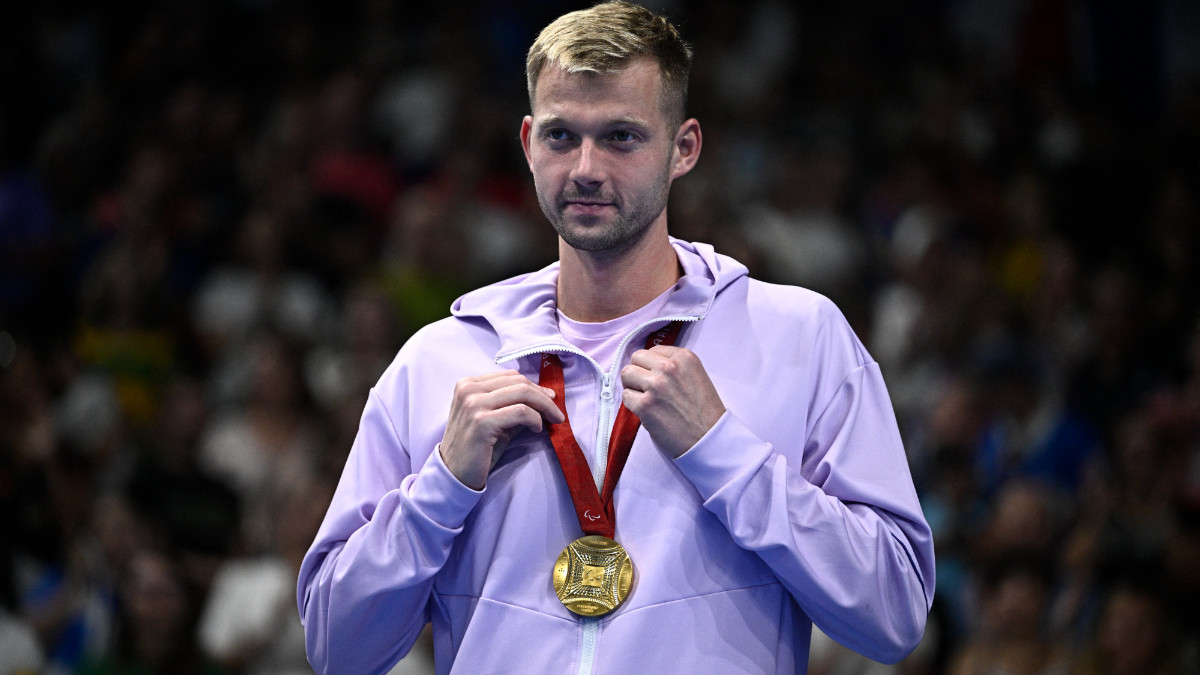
[{"left": 600, "top": 373, "right": 614, "bottom": 402}]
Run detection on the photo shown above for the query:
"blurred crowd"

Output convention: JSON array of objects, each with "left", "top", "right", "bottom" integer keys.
[{"left": 2, "top": 1, "right": 1199, "bottom": 673}]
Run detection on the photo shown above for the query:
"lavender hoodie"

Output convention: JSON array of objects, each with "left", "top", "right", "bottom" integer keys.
[{"left": 298, "top": 239, "right": 934, "bottom": 674}]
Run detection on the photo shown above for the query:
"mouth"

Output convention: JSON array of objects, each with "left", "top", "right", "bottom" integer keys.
[
  {"left": 564, "top": 198, "right": 614, "bottom": 206},
  {"left": 563, "top": 200, "right": 615, "bottom": 215}
]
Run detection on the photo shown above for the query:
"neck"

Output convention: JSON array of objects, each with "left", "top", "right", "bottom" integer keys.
[{"left": 556, "top": 225, "right": 680, "bottom": 322}]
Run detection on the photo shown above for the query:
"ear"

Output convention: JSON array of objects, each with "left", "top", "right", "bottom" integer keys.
[
  {"left": 520, "top": 116, "right": 535, "bottom": 169},
  {"left": 670, "top": 118, "right": 702, "bottom": 180}
]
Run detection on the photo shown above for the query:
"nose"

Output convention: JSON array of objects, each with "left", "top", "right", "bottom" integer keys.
[{"left": 568, "top": 138, "right": 604, "bottom": 187}]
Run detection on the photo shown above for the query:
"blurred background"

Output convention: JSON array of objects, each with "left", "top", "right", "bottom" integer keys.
[{"left": 1, "top": 1, "right": 1198, "bottom": 673}]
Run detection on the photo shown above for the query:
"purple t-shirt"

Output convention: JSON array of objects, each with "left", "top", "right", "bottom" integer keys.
[{"left": 555, "top": 287, "right": 673, "bottom": 373}]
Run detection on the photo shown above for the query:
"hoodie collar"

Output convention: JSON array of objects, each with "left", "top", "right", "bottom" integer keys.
[{"left": 450, "top": 238, "right": 748, "bottom": 363}]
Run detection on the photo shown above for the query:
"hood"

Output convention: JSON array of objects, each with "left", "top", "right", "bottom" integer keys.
[{"left": 450, "top": 238, "right": 749, "bottom": 362}]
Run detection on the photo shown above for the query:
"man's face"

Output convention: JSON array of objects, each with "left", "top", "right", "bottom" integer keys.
[{"left": 521, "top": 59, "right": 696, "bottom": 254}]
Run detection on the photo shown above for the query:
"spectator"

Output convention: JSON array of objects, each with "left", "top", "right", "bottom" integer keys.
[{"left": 0, "top": 1, "right": 1197, "bottom": 672}]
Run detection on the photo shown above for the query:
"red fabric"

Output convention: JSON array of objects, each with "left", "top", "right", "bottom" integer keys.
[{"left": 540, "top": 321, "right": 682, "bottom": 539}]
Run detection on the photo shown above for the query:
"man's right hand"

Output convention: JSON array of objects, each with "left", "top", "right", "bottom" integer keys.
[{"left": 439, "top": 370, "right": 565, "bottom": 490}]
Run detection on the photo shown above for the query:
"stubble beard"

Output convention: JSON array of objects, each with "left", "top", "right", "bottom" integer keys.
[{"left": 539, "top": 164, "right": 673, "bottom": 255}]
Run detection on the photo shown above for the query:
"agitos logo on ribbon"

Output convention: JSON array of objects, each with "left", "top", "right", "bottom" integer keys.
[{"left": 540, "top": 321, "right": 683, "bottom": 617}]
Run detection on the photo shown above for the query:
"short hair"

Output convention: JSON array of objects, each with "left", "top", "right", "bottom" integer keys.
[{"left": 526, "top": 1, "right": 693, "bottom": 126}]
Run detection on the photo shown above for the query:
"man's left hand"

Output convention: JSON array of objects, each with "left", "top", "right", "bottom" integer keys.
[{"left": 620, "top": 346, "right": 726, "bottom": 459}]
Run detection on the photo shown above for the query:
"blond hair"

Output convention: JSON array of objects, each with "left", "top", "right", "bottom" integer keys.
[{"left": 526, "top": 1, "right": 693, "bottom": 126}]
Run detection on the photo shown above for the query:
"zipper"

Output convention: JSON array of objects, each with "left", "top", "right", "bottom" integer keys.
[
  {"left": 587, "top": 315, "right": 700, "bottom": 490},
  {"left": 578, "top": 618, "right": 600, "bottom": 675},
  {"left": 496, "top": 315, "right": 702, "bottom": 675},
  {"left": 492, "top": 315, "right": 700, "bottom": 366},
  {"left": 592, "top": 372, "right": 616, "bottom": 489},
  {"left": 497, "top": 341, "right": 591, "bottom": 366}
]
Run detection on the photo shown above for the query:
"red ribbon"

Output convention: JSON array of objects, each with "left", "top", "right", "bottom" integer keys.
[{"left": 539, "top": 322, "right": 682, "bottom": 539}]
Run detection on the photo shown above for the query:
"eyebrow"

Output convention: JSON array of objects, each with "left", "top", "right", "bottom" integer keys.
[{"left": 535, "top": 114, "right": 653, "bottom": 131}]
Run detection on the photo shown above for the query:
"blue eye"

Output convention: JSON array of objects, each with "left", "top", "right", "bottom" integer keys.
[
  {"left": 546, "top": 129, "right": 571, "bottom": 141},
  {"left": 611, "top": 130, "right": 636, "bottom": 142}
]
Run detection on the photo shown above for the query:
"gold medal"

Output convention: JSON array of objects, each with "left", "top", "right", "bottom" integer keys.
[{"left": 552, "top": 535, "right": 634, "bottom": 617}]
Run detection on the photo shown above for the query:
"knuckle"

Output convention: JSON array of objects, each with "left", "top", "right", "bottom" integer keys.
[
  {"left": 463, "top": 391, "right": 489, "bottom": 414},
  {"left": 641, "top": 371, "right": 659, "bottom": 390},
  {"left": 468, "top": 408, "right": 488, "bottom": 425},
  {"left": 456, "top": 377, "right": 485, "bottom": 396},
  {"left": 621, "top": 390, "right": 640, "bottom": 410}
]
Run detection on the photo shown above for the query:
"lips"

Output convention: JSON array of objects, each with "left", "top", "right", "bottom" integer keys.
[
  {"left": 561, "top": 190, "right": 617, "bottom": 209},
  {"left": 563, "top": 201, "right": 615, "bottom": 215}
]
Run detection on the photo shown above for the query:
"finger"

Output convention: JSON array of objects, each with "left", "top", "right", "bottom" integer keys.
[
  {"left": 470, "top": 369, "right": 524, "bottom": 383},
  {"left": 629, "top": 346, "right": 689, "bottom": 377},
  {"left": 621, "top": 387, "right": 647, "bottom": 415},
  {"left": 638, "top": 344, "right": 684, "bottom": 359},
  {"left": 476, "top": 381, "right": 565, "bottom": 424},
  {"left": 619, "top": 362, "right": 652, "bottom": 392},
  {"left": 628, "top": 348, "right": 669, "bottom": 369},
  {"left": 457, "top": 370, "right": 539, "bottom": 394},
  {"left": 456, "top": 372, "right": 558, "bottom": 405},
  {"left": 488, "top": 401, "right": 556, "bottom": 435}
]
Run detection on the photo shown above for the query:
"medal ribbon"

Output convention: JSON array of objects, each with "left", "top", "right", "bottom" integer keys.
[{"left": 539, "top": 321, "right": 682, "bottom": 539}]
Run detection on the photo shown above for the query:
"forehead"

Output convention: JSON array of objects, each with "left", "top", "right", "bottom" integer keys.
[{"left": 532, "top": 58, "right": 665, "bottom": 123}]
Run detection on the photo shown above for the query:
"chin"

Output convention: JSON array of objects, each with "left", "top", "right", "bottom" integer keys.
[
  {"left": 559, "top": 234, "right": 617, "bottom": 253},
  {"left": 561, "top": 228, "right": 649, "bottom": 255}
]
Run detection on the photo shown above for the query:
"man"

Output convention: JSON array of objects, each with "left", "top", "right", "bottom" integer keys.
[{"left": 297, "top": 3, "right": 934, "bottom": 673}]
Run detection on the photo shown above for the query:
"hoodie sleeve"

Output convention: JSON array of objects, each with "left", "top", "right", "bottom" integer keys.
[
  {"left": 296, "top": 387, "right": 481, "bottom": 674},
  {"left": 673, "top": 304, "right": 935, "bottom": 664}
]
